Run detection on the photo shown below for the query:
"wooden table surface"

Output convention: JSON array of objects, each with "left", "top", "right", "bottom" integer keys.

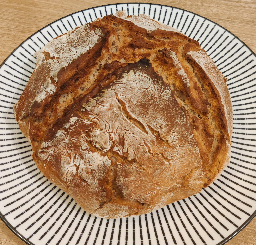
[{"left": 0, "top": 0, "right": 255, "bottom": 244}]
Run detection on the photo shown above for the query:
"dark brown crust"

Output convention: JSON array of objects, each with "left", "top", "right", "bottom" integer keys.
[{"left": 13, "top": 12, "right": 232, "bottom": 218}]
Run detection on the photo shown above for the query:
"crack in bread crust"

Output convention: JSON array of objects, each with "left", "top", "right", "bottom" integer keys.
[
  {"left": 14, "top": 12, "right": 232, "bottom": 218},
  {"left": 115, "top": 92, "right": 149, "bottom": 135}
]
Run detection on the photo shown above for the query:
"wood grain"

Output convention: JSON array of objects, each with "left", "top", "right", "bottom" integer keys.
[{"left": 0, "top": 0, "right": 255, "bottom": 244}]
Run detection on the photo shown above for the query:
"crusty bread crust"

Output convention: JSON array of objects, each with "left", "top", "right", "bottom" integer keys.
[{"left": 14, "top": 11, "right": 232, "bottom": 218}]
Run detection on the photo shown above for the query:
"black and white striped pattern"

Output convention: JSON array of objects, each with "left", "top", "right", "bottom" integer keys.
[{"left": 1, "top": 3, "right": 256, "bottom": 245}]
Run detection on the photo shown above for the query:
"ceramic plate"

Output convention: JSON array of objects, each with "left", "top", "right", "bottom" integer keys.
[{"left": 0, "top": 3, "right": 256, "bottom": 245}]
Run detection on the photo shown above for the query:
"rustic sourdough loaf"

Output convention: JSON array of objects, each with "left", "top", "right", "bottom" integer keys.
[{"left": 14, "top": 11, "right": 233, "bottom": 218}]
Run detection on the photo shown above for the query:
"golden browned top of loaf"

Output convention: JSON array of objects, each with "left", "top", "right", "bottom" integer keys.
[{"left": 14, "top": 11, "right": 232, "bottom": 218}]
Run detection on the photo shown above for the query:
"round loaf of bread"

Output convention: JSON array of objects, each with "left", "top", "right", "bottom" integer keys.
[{"left": 14, "top": 11, "right": 233, "bottom": 218}]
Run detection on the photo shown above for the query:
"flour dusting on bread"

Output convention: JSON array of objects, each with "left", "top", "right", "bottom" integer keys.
[{"left": 14, "top": 11, "right": 232, "bottom": 218}]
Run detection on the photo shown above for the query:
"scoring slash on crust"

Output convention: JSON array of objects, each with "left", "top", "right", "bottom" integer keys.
[{"left": 14, "top": 11, "right": 232, "bottom": 218}]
